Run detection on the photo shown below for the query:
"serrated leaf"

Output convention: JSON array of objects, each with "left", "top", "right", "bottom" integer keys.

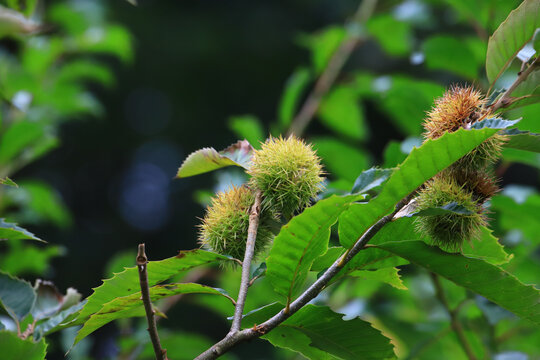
[
  {"left": 34, "top": 301, "right": 85, "bottom": 340},
  {"left": 471, "top": 118, "right": 520, "bottom": 129},
  {"left": 504, "top": 129, "right": 540, "bottom": 152},
  {"left": 266, "top": 195, "right": 362, "bottom": 305},
  {"left": 486, "top": 0, "right": 540, "bottom": 84},
  {"left": 339, "top": 127, "right": 507, "bottom": 248},
  {"left": 228, "top": 115, "right": 265, "bottom": 148},
  {"left": 76, "top": 250, "right": 231, "bottom": 324},
  {"left": 278, "top": 68, "right": 311, "bottom": 128},
  {"left": 462, "top": 227, "right": 512, "bottom": 266},
  {"left": 0, "top": 177, "right": 17, "bottom": 187},
  {"left": 0, "top": 331, "right": 47, "bottom": 360},
  {"left": 376, "top": 241, "right": 540, "bottom": 325},
  {"left": 318, "top": 86, "right": 366, "bottom": 140},
  {"left": 75, "top": 283, "right": 233, "bottom": 344},
  {"left": 403, "top": 202, "right": 475, "bottom": 217},
  {"left": 351, "top": 167, "right": 394, "bottom": 196},
  {"left": 243, "top": 304, "right": 395, "bottom": 360},
  {"left": 176, "top": 140, "right": 253, "bottom": 178},
  {"left": 350, "top": 267, "right": 407, "bottom": 290},
  {"left": 0, "top": 219, "right": 44, "bottom": 242},
  {"left": 0, "top": 271, "right": 36, "bottom": 322}
]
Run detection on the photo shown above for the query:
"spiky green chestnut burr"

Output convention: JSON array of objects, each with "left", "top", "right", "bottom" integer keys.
[
  {"left": 248, "top": 136, "right": 325, "bottom": 218},
  {"left": 423, "top": 86, "right": 507, "bottom": 170},
  {"left": 198, "top": 186, "right": 274, "bottom": 260},
  {"left": 415, "top": 176, "right": 487, "bottom": 252}
]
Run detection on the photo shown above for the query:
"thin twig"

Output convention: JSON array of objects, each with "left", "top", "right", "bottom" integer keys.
[
  {"left": 286, "top": 0, "right": 378, "bottom": 137},
  {"left": 230, "top": 190, "right": 263, "bottom": 333},
  {"left": 137, "top": 244, "right": 168, "bottom": 360},
  {"left": 430, "top": 273, "right": 477, "bottom": 360},
  {"left": 489, "top": 57, "right": 539, "bottom": 112},
  {"left": 194, "top": 193, "right": 415, "bottom": 360}
]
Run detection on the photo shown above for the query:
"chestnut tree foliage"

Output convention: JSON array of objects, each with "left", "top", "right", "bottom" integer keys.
[{"left": 0, "top": 0, "right": 539, "bottom": 359}]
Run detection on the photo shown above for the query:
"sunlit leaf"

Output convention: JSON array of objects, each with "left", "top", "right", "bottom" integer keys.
[
  {"left": 376, "top": 241, "right": 540, "bottom": 325},
  {"left": 0, "top": 219, "right": 43, "bottom": 242},
  {"left": 75, "top": 250, "right": 232, "bottom": 324},
  {"left": 338, "top": 126, "right": 512, "bottom": 247},
  {"left": 0, "top": 177, "right": 17, "bottom": 187},
  {"left": 486, "top": 0, "right": 540, "bottom": 84},
  {"left": 176, "top": 140, "right": 254, "bottom": 178},
  {"left": 349, "top": 267, "right": 407, "bottom": 290},
  {"left": 297, "top": 26, "right": 345, "bottom": 74},
  {"left": 75, "top": 283, "right": 234, "bottom": 344},
  {"left": 266, "top": 195, "right": 362, "bottom": 304},
  {"left": 0, "top": 331, "right": 47, "bottom": 360}
]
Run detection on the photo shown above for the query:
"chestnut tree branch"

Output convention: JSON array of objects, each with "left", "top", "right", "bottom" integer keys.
[
  {"left": 286, "top": 0, "right": 378, "bottom": 137},
  {"left": 194, "top": 193, "right": 415, "bottom": 360},
  {"left": 430, "top": 273, "right": 477, "bottom": 360},
  {"left": 490, "top": 56, "right": 539, "bottom": 112},
  {"left": 137, "top": 244, "right": 168, "bottom": 360},
  {"left": 230, "top": 190, "right": 263, "bottom": 333}
]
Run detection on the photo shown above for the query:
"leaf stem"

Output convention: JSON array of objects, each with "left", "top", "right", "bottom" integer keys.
[
  {"left": 286, "top": 0, "right": 378, "bottom": 137},
  {"left": 137, "top": 244, "right": 168, "bottom": 360},
  {"left": 430, "top": 273, "right": 477, "bottom": 360},
  {"left": 230, "top": 190, "right": 262, "bottom": 333},
  {"left": 194, "top": 193, "right": 414, "bottom": 360},
  {"left": 490, "top": 56, "right": 539, "bottom": 112}
]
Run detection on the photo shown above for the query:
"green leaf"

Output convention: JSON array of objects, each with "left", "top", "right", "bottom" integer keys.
[
  {"left": 462, "top": 227, "right": 512, "bottom": 266},
  {"left": 76, "top": 250, "right": 231, "bottom": 324},
  {"left": 0, "top": 242, "right": 62, "bottom": 276},
  {"left": 492, "top": 193, "right": 540, "bottom": 241},
  {"left": 75, "top": 283, "right": 233, "bottom": 344},
  {"left": 6, "top": 180, "right": 72, "bottom": 228},
  {"left": 0, "top": 271, "right": 36, "bottom": 322},
  {"left": 34, "top": 301, "right": 85, "bottom": 340},
  {"left": 139, "top": 332, "right": 236, "bottom": 360},
  {"left": 244, "top": 304, "right": 395, "bottom": 360},
  {"left": 375, "top": 76, "right": 444, "bottom": 136},
  {"left": 504, "top": 129, "right": 540, "bottom": 152},
  {"left": 0, "top": 177, "right": 17, "bottom": 187},
  {"left": 0, "top": 219, "right": 43, "bottom": 242},
  {"left": 297, "top": 26, "right": 345, "bottom": 74},
  {"left": 58, "top": 60, "right": 115, "bottom": 88},
  {"left": 423, "top": 35, "right": 479, "bottom": 79},
  {"left": 376, "top": 241, "right": 540, "bottom": 325},
  {"left": 266, "top": 194, "right": 361, "bottom": 304},
  {"left": 367, "top": 15, "right": 412, "bottom": 56},
  {"left": 504, "top": 69, "right": 540, "bottom": 109},
  {"left": 318, "top": 86, "right": 366, "bottom": 140},
  {"left": 278, "top": 68, "right": 311, "bottom": 128},
  {"left": 312, "top": 137, "right": 369, "bottom": 182},
  {"left": 0, "top": 122, "right": 44, "bottom": 164},
  {"left": 403, "top": 202, "right": 475, "bottom": 217},
  {"left": 502, "top": 147, "right": 540, "bottom": 168},
  {"left": 351, "top": 167, "right": 394, "bottom": 195},
  {"left": 228, "top": 115, "right": 265, "bottom": 148},
  {"left": 349, "top": 267, "right": 407, "bottom": 290},
  {"left": 176, "top": 140, "right": 253, "bottom": 178},
  {"left": 486, "top": 0, "right": 540, "bottom": 84},
  {"left": 0, "top": 331, "right": 47, "bottom": 360},
  {"left": 339, "top": 127, "right": 506, "bottom": 247},
  {"left": 471, "top": 118, "right": 520, "bottom": 129}
]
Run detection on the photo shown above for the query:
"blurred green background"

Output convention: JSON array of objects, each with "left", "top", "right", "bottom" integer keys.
[{"left": 1, "top": 0, "right": 538, "bottom": 359}]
